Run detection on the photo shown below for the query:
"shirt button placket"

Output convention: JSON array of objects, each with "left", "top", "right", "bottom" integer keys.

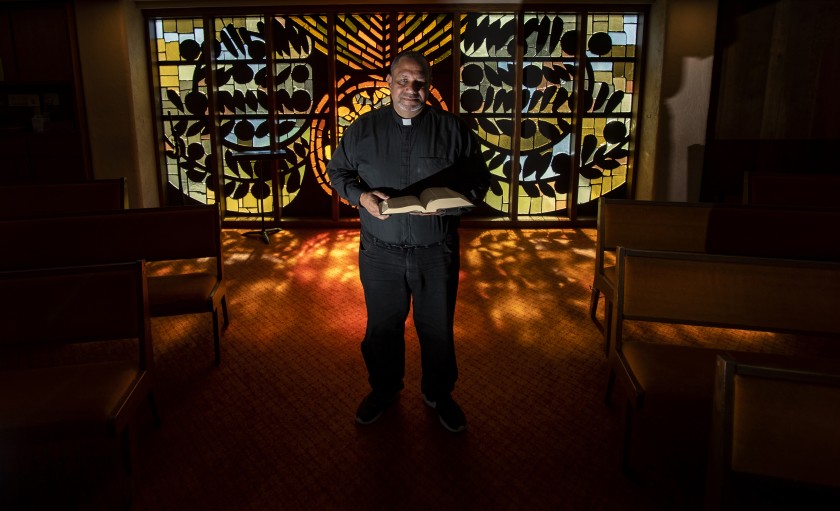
[
  {"left": 401, "top": 125, "right": 413, "bottom": 244},
  {"left": 401, "top": 127, "right": 412, "bottom": 187}
]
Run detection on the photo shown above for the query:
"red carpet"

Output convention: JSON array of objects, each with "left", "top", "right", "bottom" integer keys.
[{"left": 5, "top": 227, "right": 836, "bottom": 510}]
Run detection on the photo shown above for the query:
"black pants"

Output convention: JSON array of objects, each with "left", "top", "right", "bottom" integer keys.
[{"left": 358, "top": 235, "right": 460, "bottom": 401}]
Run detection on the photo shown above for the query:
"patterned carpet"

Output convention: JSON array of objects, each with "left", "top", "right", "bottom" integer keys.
[{"left": 5, "top": 227, "right": 835, "bottom": 510}]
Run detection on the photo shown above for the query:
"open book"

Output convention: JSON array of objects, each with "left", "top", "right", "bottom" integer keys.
[{"left": 379, "top": 187, "right": 474, "bottom": 214}]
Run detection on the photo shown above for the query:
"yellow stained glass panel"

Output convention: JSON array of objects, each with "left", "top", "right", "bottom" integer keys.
[
  {"left": 166, "top": 41, "right": 181, "bottom": 61},
  {"left": 176, "top": 19, "right": 195, "bottom": 34}
]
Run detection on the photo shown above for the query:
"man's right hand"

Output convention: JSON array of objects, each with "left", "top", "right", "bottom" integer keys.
[{"left": 360, "top": 190, "right": 391, "bottom": 220}]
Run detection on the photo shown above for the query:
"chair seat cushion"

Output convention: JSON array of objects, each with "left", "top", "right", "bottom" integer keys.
[
  {"left": 0, "top": 361, "right": 142, "bottom": 434},
  {"left": 148, "top": 272, "right": 220, "bottom": 316},
  {"left": 621, "top": 343, "right": 813, "bottom": 404},
  {"left": 622, "top": 342, "right": 719, "bottom": 403}
]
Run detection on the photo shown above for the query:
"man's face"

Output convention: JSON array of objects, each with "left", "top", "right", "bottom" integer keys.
[{"left": 387, "top": 57, "right": 429, "bottom": 118}]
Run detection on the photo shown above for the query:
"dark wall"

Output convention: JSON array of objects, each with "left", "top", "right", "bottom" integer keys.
[
  {"left": 0, "top": 0, "right": 89, "bottom": 184},
  {"left": 702, "top": 0, "right": 840, "bottom": 202}
]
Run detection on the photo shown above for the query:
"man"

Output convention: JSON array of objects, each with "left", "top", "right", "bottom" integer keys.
[{"left": 327, "top": 51, "right": 490, "bottom": 433}]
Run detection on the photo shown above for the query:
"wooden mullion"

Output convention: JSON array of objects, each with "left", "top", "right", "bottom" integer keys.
[
  {"left": 568, "top": 12, "right": 589, "bottom": 222},
  {"left": 204, "top": 16, "right": 225, "bottom": 217},
  {"left": 263, "top": 12, "right": 283, "bottom": 225},
  {"left": 509, "top": 10, "right": 525, "bottom": 222},
  {"left": 328, "top": 14, "right": 340, "bottom": 221},
  {"left": 451, "top": 13, "right": 462, "bottom": 117}
]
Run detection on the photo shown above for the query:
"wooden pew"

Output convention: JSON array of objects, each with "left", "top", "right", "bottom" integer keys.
[
  {"left": 0, "top": 261, "right": 158, "bottom": 504},
  {"left": 743, "top": 171, "right": 840, "bottom": 207},
  {"left": 604, "top": 248, "right": 840, "bottom": 476},
  {"left": 707, "top": 353, "right": 840, "bottom": 509},
  {"left": 0, "top": 178, "right": 125, "bottom": 218},
  {"left": 590, "top": 198, "right": 840, "bottom": 354},
  {"left": 0, "top": 204, "right": 229, "bottom": 365}
]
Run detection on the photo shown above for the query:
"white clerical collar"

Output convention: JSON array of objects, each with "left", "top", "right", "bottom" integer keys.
[{"left": 391, "top": 105, "right": 426, "bottom": 126}]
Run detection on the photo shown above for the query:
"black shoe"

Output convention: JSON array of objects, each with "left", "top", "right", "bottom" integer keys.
[
  {"left": 422, "top": 394, "right": 467, "bottom": 433},
  {"left": 355, "top": 391, "right": 399, "bottom": 425}
]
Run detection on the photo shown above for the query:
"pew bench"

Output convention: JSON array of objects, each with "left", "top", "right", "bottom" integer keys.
[
  {"left": 0, "top": 178, "right": 125, "bottom": 219},
  {"left": 604, "top": 248, "right": 840, "bottom": 477},
  {"left": 0, "top": 261, "right": 158, "bottom": 505},
  {"left": 707, "top": 353, "right": 840, "bottom": 509},
  {"left": 743, "top": 171, "right": 840, "bottom": 207},
  {"left": 590, "top": 198, "right": 840, "bottom": 354},
  {"left": 0, "top": 204, "right": 228, "bottom": 365}
]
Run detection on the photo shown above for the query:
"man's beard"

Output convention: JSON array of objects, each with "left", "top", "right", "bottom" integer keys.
[{"left": 398, "top": 94, "right": 424, "bottom": 112}]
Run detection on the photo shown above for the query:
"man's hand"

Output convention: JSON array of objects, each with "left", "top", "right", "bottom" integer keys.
[{"left": 360, "top": 190, "right": 390, "bottom": 220}]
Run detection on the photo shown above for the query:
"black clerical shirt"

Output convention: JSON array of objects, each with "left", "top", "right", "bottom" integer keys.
[{"left": 327, "top": 106, "right": 490, "bottom": 246}]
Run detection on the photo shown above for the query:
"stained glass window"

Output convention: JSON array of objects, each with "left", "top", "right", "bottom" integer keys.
[
  {"left": 154, "top": 17, "right": 210, "bottom": 205},
  {"left": 459, "top": 13, "right": 516, "bottom": 215},
  {"left": 149, "top": 8, "right": 643, "bottom": 224},
  {"left": 577, "top": 13, "right": 636, "bottom": 207},
  {"left": 518, "top": 13, "right": 577, "bottom": 216}
]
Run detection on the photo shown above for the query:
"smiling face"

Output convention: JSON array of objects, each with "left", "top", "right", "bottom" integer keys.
[{"left": 387, "top": 55, "right": 430, "bottom": 118}]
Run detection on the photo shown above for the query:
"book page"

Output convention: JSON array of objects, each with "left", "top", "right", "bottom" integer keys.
[
  {"left": 380, "top": 187, "right": 473, "bottom": 214},
  {"left": 419, "top": 187, "right": 473, "bottom": 211},
  {"left": 379, "top": 195, "right": 423, "bottom": 214}
]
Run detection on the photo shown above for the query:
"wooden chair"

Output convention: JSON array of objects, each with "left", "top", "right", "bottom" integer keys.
[
  {"left": 0, "top": 204, "right": 229, "bottom": 365},
  {"left": 0, "top": 261, "right": 158, "bottom": 504},
  {"left": 604, "top": 248, "right": 840, "bottom": 475},
  {"left": 707, "top": 353, "right": 840, "bottom": 510}
]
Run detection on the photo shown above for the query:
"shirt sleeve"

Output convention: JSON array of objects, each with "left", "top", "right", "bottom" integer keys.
[
  {"left": 326, "top": 125, "right": 367, "bottom": 207},
  {"left": 449, "top": 120, "right": 491, "bottom": 207}
]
